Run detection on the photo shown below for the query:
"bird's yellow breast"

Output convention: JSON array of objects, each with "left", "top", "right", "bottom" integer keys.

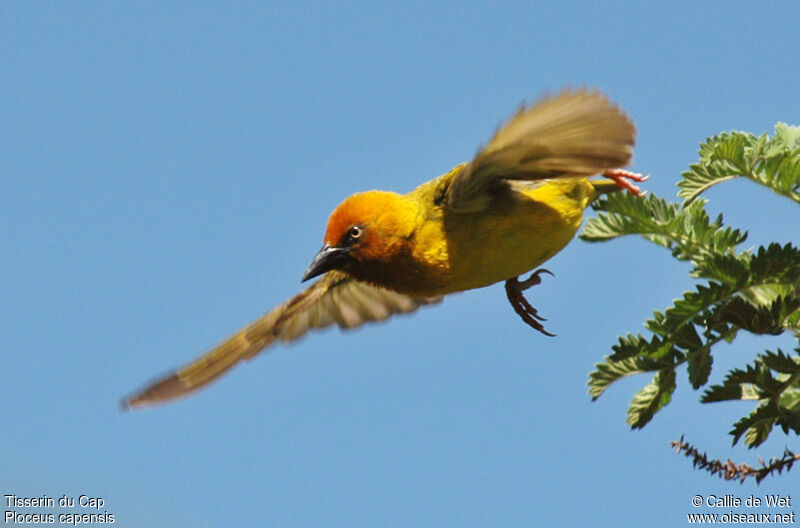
[{"left": 403, "top": 176, "right": 596, "bottom": 296}]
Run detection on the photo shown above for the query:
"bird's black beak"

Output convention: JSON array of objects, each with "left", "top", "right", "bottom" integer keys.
[{"left": 301, "top": 244, "right": 350, "bottom": 282}]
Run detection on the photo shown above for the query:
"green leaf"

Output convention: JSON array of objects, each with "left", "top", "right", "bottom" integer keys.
[
  {"left": 584, "top": 192, "right": 748, "bottom": 269},
  {"left": 661, "top": 282, "right": 735, "bottom": 337},
  {"left": 777, "top": 409, "right": 800, "bottom": 436},
  {"left": 626, "top": 369, "right": 676, "bottom": 429},
  {"left": 760, "top": 349, "right": 800, "bottom": 374},
  {"left": 741, "top": 384, "right": 762, "bottom": 400},
  {"left": 587, "top": 356, "right": 663, "bottom": 400},
  {"left": 702, "top": 380, "right": 746, "bottom": 403},
  {"left": 772, "top": 122, "right": 800, "bottom": 149},
  {"left": 702, "top": 363, "right": 770, "bottom": 403},
  {"left": 678, "top": 125, "right": 800, "bottom": 204},
  {"left": 741, "top": 283, "right": 796, "bottom": 306},
  {"left": 755, "top": 124, "right": 800, "bottom": 203},
  {"left": 694, "top": 253, "right": 749, "bottom": 285},
  {"left": 727, "top": 363, "right": 783, "bottom": 397},
  {"left": 786, "top": 309, "right": 800, "bottom": 335},
  {"left": 730, "top": 401, "right": 779, "bottom": 447},
  {"left": 744, "top": 416, "right": 775, "bottom": 448},
  {"left": 678, "top": 131, "right": 756, "bottom": 203},
  {"left": 711, "top": 297, "right": 793, "bottom": 336},
  {"left": 749, "top": 243, "right": 800, "bottom": 284},
  {"left": 672, "top": 322, "right": 704, "bottom": 350},
  {"left": 607, "top": 332, "right": 676, "bottom": 362},
  {"left": 735, "top": 403, "right": 800, "bottom": 447},
  {"left": 780, "top": 388, "right": 800, "bottom": 410},
  {"left": 687, "top": 349, "right": 713, "bottom": 389},
  {"left": 582, "top": 193, "right": 673, "bottom": 242}
]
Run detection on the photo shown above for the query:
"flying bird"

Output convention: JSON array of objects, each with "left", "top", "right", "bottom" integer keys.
[{"left": 123, "top": 89, "right": 645, "bottom": 408}]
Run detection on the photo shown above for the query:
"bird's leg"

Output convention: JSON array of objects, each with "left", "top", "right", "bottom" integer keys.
[
  {"left": 602, "top": 169, "right": 649, "bottom": 197},
  {"left": 505, "top": 269, "right": 555, "bottom": 336}
]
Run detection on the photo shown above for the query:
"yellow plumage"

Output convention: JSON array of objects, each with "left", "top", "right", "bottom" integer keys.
[{"left": 405, "top": 173, "right": 603, "bottom": 295}]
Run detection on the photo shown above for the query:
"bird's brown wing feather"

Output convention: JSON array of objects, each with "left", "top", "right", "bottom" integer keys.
[
  {"left": 122, "top": 271, "right": 441, "bottom": 408},
  {"left": 446, "top": 89, "right": 635, "bottom": 212}
]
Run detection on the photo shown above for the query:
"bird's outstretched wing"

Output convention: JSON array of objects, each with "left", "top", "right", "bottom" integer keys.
[
  {"left": 122, "top": 271, "right": 441, "bottom": 408},
  {"left": 446, "top": 89, "right": 635, "bottom": 212}
]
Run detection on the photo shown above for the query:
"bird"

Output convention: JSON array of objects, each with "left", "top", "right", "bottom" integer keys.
[{"left": 122, "top": 89, "right": 645, "bottom": 409}]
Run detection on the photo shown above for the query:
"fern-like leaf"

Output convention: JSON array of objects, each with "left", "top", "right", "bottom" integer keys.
[
  {"left": 587, "top": 355, "right": 663, "bottom": 400},
  {"left": 678, "top": 131, "right": 755, "bottom": 203},
  {"left": 730, "top": 401, "right": 779, "bottom": 447},
  {"left": 687, "top": 349, "right": 713, "bottom": 389},
  {"left": 588, "top": 121, "right": 800, "bottom": 476},
  {"left": 626, "top": 369, "right": 676, "bottom": 429},
  {"left": 679, "top": 124, "right": 800, "bottom": 204},
  {"left": 583, "top": 193, "right": 747, "bottom": 265}
]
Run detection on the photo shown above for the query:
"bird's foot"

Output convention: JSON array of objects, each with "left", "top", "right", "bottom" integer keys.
[
  {"left": 602, "top": 169, "right": 649, "bottom": 197},
  {"left": 505, "top": 269, "right": 555, "bottom": 336}
]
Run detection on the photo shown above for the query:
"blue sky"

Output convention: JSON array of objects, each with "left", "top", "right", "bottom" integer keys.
[{"left": 3, "top": 2, "right": 799, "bottom": 526}]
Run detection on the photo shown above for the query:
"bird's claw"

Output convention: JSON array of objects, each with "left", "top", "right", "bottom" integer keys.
[
  {"left": 505, "top": 269, "right": 555, "bottom": 336},
  {"left": 602, "top": 169, "right": 649, "bottom": 197}
]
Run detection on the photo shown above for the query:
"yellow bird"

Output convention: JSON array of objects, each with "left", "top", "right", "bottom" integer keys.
[{"left": 123, "top": 89, "right": 644, "bottom": 408}]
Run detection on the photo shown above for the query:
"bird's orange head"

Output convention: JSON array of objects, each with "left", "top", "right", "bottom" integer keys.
[{"left": 302, "top": 190, "right": 417, "bottom": 283}]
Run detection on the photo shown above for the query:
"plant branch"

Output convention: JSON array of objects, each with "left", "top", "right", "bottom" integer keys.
[{"left": 671, "top": 436, "right": 800, "bottom": 483}]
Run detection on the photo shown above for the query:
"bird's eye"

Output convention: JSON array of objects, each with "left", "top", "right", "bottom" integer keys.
[{"left": 347, "top": 225, "right": 363, "bottom": 240}]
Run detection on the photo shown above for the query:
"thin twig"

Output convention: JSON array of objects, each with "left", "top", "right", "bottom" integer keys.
[{"left": 671, "top": 436, "right": 800, "bottom": 483}]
